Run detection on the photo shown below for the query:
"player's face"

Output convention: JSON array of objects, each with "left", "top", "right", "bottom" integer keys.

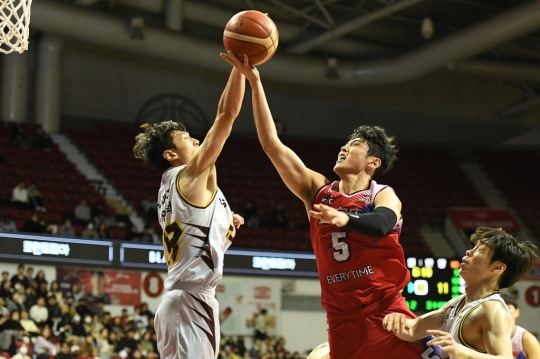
[
  {"left": 171, "top": 130, "right": 200, "bottom": 162},
  {"left": 334, "top": 139, "right": 375, "bottom": 174},
  {"left": 460, "top": 242, "right": 498, "bottom": 281}
]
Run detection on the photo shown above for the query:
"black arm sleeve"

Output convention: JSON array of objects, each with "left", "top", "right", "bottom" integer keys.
[{"left": 345, "top": 207, "right": 398, "bottom": 238}]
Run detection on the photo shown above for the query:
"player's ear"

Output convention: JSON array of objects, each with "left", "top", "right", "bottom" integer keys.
[
  {"left": 367, "top": 157, "right": 381, "bottom": 169},
  {"left": 163, "top": 149, "right": 178, "bottom": 162},
  {"left": 492, "top": 262, "right": 506, "bottom": 274}
]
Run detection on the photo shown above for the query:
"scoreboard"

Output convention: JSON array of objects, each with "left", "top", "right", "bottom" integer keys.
[{"left": 402, "top": 256, "right": 465, "bottom": 313}]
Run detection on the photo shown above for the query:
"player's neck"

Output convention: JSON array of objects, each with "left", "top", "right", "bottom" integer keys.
[
  {"left": 339, "top": 175, "right": 371, "bottom": 194},
  {"left": 465, "top": 284, "right": 500, "bottom": 303}
]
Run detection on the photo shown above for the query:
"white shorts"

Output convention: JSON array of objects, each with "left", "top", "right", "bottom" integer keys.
[{"left": 155, "top": 289, "right": 220, "bottom": 359}]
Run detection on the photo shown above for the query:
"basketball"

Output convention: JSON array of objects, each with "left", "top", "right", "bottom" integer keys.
[{"left": 223, "top": 10, "right": 279, "bottom": 66}]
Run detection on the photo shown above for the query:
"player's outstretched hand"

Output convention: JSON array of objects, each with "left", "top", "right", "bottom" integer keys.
[
  {"left": 232, "top": 212, "right": 245, "bottom": 229},
  {"left": 309, "top": 203, "right": 349, "bottom": 227},
  {"left": 220, "top": 52, "right": 260, "bottom": 84}
]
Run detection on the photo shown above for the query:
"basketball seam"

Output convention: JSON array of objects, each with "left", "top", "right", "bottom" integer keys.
[{"left": 223, "top": 30, "right": 277, "bottom": 48}]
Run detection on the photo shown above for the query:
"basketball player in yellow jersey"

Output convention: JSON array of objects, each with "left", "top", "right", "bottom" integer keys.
[
  {"left": 383, "top": 227, "right": 538, "bottom": 359},
  {"left": 133, "top": 57, "right": 245, "bottom": 359}
]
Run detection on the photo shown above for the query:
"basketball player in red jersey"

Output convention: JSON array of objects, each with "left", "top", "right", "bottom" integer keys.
[{"left": 222, "top": 53, "right": 439, "bottom": 358}]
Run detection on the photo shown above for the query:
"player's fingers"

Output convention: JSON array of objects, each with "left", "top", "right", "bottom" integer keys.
[
  {"left": 383, "top": 315, "right": 396, "bottom": 332},
  {"left": 382, "top": 315, "right": 390, "bottom": 330},
  {"left": 400, "top": 316, "right": 407, "bottom": 334}
]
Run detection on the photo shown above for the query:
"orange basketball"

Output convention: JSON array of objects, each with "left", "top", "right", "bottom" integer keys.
[{"left": 223, "top": 10, "right": 279, "bottom": 66}]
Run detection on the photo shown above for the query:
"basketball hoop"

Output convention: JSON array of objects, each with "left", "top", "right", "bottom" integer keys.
[{"left": 0, "top": 0, "right": 33, "bottom": 54}]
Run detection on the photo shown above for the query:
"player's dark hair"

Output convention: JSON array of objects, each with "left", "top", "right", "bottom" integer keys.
[
  {"left": 133, "top": 120, "right": 187, "bottom": 171},
  {"left": 348, "top": 125, "right": 398, "bottom": 179},
  {"left": 470, "top": 227, "right": 539, "bottom": 289}
]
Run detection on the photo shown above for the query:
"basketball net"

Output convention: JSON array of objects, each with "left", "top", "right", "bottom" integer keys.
[{"left": 0, "top": 0, "right": 33, "bottom": 54}]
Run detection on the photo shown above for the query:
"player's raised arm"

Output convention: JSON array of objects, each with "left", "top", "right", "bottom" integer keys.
[
  {"left": 182, "top": 66, "right": 245, "bottom": 181},
  {"left": 221, "top": 53, "right": 327, "bottom": 210}
]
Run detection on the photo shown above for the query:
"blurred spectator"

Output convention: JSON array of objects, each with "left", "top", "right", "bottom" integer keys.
[
  {"left": 115, "top": 328, "right": 138, "bottom": 357},
  {"left": 101, "top": 311, "right": 113, "bottom": 332},
  {"left": 92, "top": 300, "right": 105, "bottom": 321},
  {"left": 119, "top": 308, "right": 131, "bottom": 327},
  {"left": 29, "top": 296, "right": 48, "bottom": 326},
  {"left": 75, "top": 298, "right": 92, "bottom": 320},
  {"left": 81, "top": 222, "right": 99, "bottom": 239},
  {"left": 11, "top": 182, "right": 31, "bottom": 208},
  {"left": 12, "top": 342, "right": 32, "bottom": 359},
  {"left": 36, "top": 282, "right": 49, "bottom": 299},
  {"left": 96, "top": 223, "right": 111, "bottom": 239},
  {"left": 74, "top": 200, "right": 92, "bottom": 225},
  {"left": 58, "top": 219, "right": 75, "bottom": 237},
  {"left": 5, "top": 291, "right": 24, "bottom": 313},
  {"left": 254, "top": 308, "right": 271, "bottom": 341},
  {"left": 78, "top": 333, "right": 97, "bottom": 357},
  {"left": 45, "top": 222, "right": 59, "bottom": 236},
  {"left": 33, "top": 325, "right": 57, "bottom": 358},
  {"left": 242, "top": 202, "right": 260, "bottom": 228},
  {"left": 0, "top": 310, "right": 25, "bottom": 355},
  {"left": 27, "top": 183, "right": 47, "bottom": 212},
  {"left": 20, "top": 214, "right": 46, "bottom": 234},
  {"left": 110, "top": 316, "right": 124, "bottom": 336},
  {"left": 23, "top": 286, "right": 37, "bottom": 310},
  {"left": 26, "top": 267, "right": 37, "bottom": 290},
  {"left": 0, "top": 281, "right": 13, "bottom": 301},
  {"left": 48, "top": 281, "right": 64, "bottom": 306},
  {"left": 0, "top": 215, "right": 17, "bottom": 232},
  {"left": 70, "top": 314, "right": 87, "bottom": 337},
  {"left": 268, "top": 203, "right": 289, "bottom": 229},
  {"left": 54, "top": 342, "right": 76, "bottom": 359},
  {"left": 96, "top": 327, "right": 114, "bottom": 359},
  {"left": 34, "top": 270, "right": 48, "bottom": 290},
  {"left": 66, "top": 283, "right": 84, "bottom": 305},
  {"left": 138, "top": 330, "right": 156, "bottom": 357},
  {"left": 10, "top": 264, "right": 29, "bottom": 291},
  {"left": 19, "top": 310, "right": 40, "bottom": 337},
  {"left": 46, "top": 295, "right": 62, "bottom": 328}
]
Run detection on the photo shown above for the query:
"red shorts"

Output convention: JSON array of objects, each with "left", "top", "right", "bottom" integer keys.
[{"left": 326, "top": 295, "right": 441, "bottom": 359}]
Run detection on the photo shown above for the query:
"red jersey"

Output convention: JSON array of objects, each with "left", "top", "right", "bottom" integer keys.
[{"left": 310, "top": 180, "right": 410, "bottom": 313}]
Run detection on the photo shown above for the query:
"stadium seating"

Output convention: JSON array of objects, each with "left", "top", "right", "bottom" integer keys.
[{"left": 0, "top": 121, "right": 108, "bottom": 233}]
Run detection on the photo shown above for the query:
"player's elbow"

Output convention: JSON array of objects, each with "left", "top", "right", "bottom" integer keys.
[{"left": 260, "top": 138, "right": 281, "bottom": 155}]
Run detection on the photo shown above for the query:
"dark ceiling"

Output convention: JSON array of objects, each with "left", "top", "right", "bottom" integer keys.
[
  {"left": 192, "top": 0, "right": 540, "bottom": 64},
  {"left": 30, "top": 0, "right": 540, "bottom": 117}
]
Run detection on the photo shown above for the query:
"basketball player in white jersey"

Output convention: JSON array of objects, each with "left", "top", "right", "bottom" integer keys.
[
  {"left": 501, "top": 294, "right": 540, "bottom": 359},
  {"left": 383, "top": 227, "right": 538, "bottom": 359},
  {"left": 133, "top": 58, "right": 245, "bottom": 359}
]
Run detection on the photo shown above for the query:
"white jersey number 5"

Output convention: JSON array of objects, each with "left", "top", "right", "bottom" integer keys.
[{"left": 331, "top": 232, "right": 350, "bottom": 262}]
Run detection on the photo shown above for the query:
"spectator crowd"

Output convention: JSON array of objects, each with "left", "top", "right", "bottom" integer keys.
[{"left": 0, "top": 264, "right": 308, "bottom": 359}]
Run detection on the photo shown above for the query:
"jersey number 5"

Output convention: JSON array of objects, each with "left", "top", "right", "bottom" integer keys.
[
  {"left": 331, "top": 232, "right": 350, "bottom": 262},
  {"left": 421, "top": 347, "right": 441, "bottom": 359}
]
